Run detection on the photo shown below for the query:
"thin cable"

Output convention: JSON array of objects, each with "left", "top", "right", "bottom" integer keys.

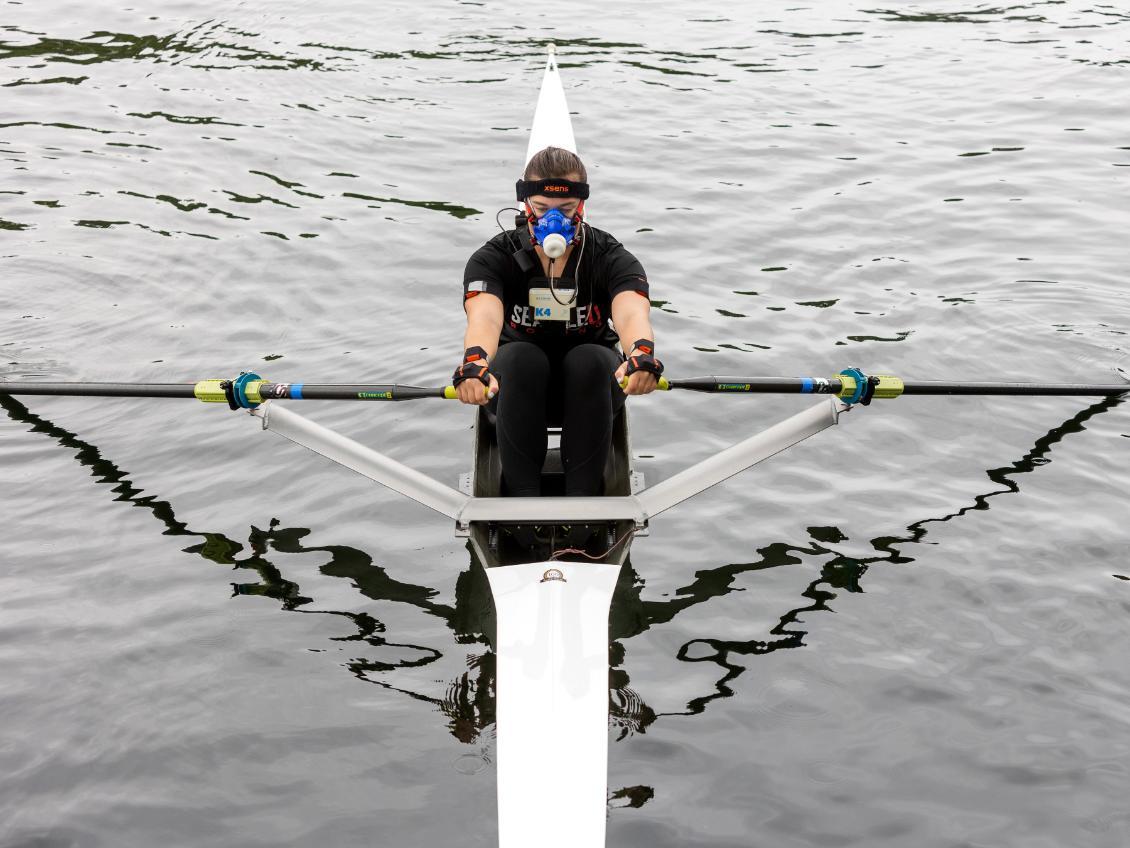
[
  {"left": 548, "top": 524, "right": 636, "bottom": 561},
  {"left": 495, "top": 206, "right": 521, "bottom": 235},
  {"left": 496, "top": 206, "right": 524, "bottom": 253},
  {"left": 549, "top": 222, "right": 586, "bottom": 307}
]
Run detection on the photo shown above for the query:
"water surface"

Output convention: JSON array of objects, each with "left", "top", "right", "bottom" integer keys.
[{"left": 2, "top": 2, "right": 1128, "bottom": 846}]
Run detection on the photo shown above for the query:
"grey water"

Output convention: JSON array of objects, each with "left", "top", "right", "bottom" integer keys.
[{"left": 2, "top": 1, "right": 1129, "bottom": 846}]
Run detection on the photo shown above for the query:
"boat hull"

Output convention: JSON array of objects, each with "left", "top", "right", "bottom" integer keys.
[{"left": 486, "top": 560, "right": 619, "bottom": 848}]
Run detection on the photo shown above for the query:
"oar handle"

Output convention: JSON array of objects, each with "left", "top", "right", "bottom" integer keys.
[{"left": 617, "top": 376, "right": 671, "bottom": 391}]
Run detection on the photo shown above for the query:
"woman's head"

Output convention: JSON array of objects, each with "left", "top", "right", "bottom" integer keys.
[
  {"left": 519, "top": 146, "right": 588, "bottom": 221},
  {"left": 524, "top": 146, "right": 587, "bottom": 184}
]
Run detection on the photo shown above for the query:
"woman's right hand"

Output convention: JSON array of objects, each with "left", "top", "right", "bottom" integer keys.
[
  {"left": 455, "top": 370, "right": 498, "bottom": 405},
  {"left": 453, "top": 353, "right": 498, "bottom": 405}
]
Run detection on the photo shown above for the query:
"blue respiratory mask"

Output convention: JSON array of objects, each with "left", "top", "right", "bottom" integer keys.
[{"left": 532, "top": 208, "right": 576, "bottom": 259}]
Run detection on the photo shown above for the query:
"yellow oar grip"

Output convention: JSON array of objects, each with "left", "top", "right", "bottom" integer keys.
[
  {"left": 618, "top": 376, "right": 669, "bottom": 390},
  {"left": 443, "top": 385, "right": 494, "bottom": 400}
]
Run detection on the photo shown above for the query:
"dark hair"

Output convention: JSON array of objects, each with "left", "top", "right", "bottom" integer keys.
[{"left": 523, "top": 146, "right": 588, "bottom": 182}]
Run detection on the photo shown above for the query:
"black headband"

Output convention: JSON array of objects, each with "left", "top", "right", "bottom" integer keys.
[{"left": 515, "top": 178, "right": 590, "bottom": 202}]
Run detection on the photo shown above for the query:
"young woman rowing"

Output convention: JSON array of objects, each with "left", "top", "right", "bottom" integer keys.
[{"left": 453, "top": 146, "right": 662, "bottom": 497}]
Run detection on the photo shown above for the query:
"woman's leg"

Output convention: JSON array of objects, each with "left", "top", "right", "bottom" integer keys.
[
  {"left": 491, "top": 342, "right": 551, "bottom": 496},
  {"left": 560, "top": 344, "right": 625, "bottom": 496}
]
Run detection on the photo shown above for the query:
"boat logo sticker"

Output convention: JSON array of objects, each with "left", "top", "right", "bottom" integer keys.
[
  {"left": 267, "top": 383, "right": 290, "bottom": 398},
  {"left": 540, "top": 568, "right": 566, "bottom": 583}
]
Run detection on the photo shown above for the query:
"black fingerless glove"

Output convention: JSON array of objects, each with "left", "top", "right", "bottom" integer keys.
[
  {"left": 452, "top": 346, "right": 493, "bottom": 388},
  {"left": 625, "top": 338, "right": 663, "bottom": 378}
]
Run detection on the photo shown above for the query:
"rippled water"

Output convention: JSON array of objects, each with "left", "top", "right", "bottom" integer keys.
[{"left": 2, "top": 1, "right": 1129, "bottom": 846}]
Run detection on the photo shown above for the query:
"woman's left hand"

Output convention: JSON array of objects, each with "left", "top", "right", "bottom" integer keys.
[{"left": 615, "top": 360, "right": 658, "bottom": 395}]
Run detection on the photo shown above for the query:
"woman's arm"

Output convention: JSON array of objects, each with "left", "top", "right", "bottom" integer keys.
[
  {"left": 457, "top": 293, "right": 504, "bottom": 404},
  {"left": 610, "top": 291, "right": 658, "bottom": 395}
]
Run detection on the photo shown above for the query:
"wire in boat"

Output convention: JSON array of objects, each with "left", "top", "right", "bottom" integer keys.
[{"left": 548, "top": 522, "right": 635, "bottom": 562}]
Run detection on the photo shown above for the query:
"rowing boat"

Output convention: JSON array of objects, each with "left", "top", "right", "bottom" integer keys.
[{"left": 473, "top": 46, "right": 625, "bottom": 848}]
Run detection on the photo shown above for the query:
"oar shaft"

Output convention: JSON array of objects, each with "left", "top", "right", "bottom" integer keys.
[
  {"left": 0, "top": 381, "right": 456, "bottom": 402},
  {"left": 0, "top": 382, "right": 198, "bottom": 399},
  {"left": 255, "top": 384, "right": 451, "bottom": 401},
  {"left": 663, "top": 377, "right": 836, "bottom": 394},
  {"left": 901, "top": 381, "right": 1127, "bottom": 397},
  {"left": 664, "top": 376, "right": 1127, "bottom": 398}
]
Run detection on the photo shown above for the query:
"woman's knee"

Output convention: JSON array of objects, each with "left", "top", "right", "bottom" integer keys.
[
  {"left": 561, "top": 344, "right": 618, "bottom": 382},
  {"left": 493, "top": 342, "right": 550, "bottom": 385}
]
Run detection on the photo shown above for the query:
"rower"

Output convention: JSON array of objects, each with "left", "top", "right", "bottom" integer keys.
[{"left": 453, "top": 145, "right": 662, "bottom": 497}]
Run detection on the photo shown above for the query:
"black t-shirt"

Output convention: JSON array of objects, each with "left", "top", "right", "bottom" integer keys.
[{"left": 462, "top": 223, "right": 649, "bottom": 349}]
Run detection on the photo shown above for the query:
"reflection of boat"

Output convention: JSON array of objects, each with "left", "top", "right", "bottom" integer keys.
[{"left": 465, "top": 406, "right": 639, "bottom": 567}]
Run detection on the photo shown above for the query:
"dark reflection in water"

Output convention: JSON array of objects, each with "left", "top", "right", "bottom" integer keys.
[
  {"left": 0, "top": 28, "right": 724, "bottom": 77},
  {"left": 341, "top": 192, "right": 480, "bottom": 219},
  {"left": 1, "top": 391, "right": 1123, "bottom": 791},
  {"left": 0, "top": 25, "right": 345, "bottom": 72},
  {"left": 651, "top": 393, "right": 1125, "bottom": 721},
  {"left": 0, "top": 395, "right": 503, "bottom": 741},
  {"left": 861, "top": 7, "right": 1049, "bottom": 25}
]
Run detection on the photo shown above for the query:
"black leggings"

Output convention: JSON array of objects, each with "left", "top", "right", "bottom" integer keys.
[{"left": 489, "top": 342, "right": 625, "bottom": 497}]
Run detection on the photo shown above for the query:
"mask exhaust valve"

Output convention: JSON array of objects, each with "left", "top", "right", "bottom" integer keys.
[{"left": 541, "top": 233, "right": 568, "bottom": 258}]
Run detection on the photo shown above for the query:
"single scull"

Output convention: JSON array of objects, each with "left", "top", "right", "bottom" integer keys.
[{"left": 479, "top": 47, "right": 624, "bottom": 848}]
